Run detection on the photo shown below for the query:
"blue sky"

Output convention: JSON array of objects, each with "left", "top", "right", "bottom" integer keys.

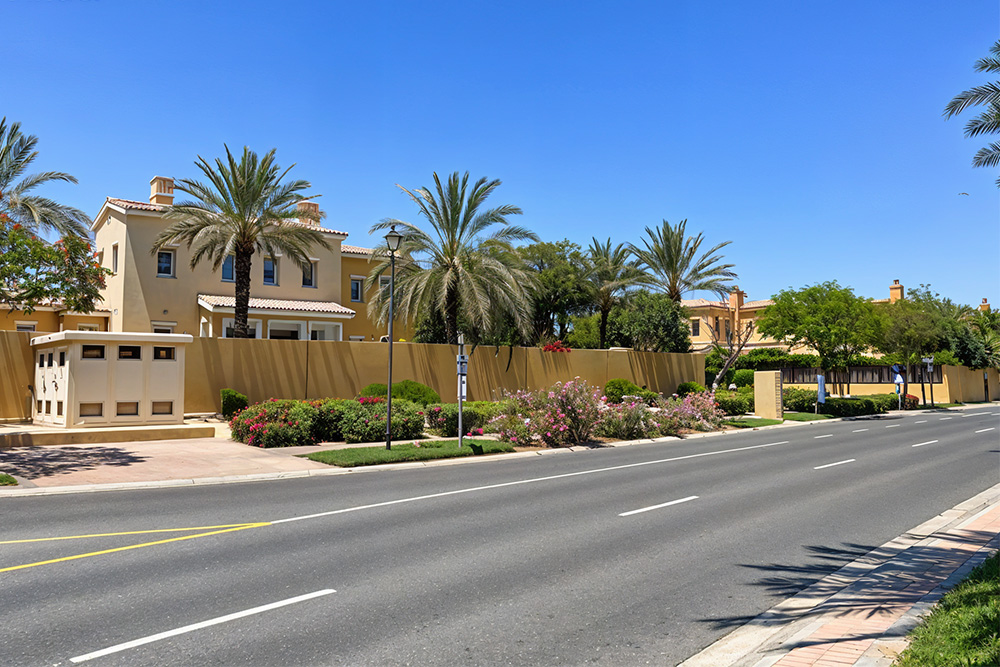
[{"left": 6, "top": 0, "right": 998, "bottom": 307}]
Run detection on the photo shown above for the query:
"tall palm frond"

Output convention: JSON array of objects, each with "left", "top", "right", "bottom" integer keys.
[
  {"left": 945, "top": 40, "right": 1000, "bottom": 187},
  {"left": 367, "top": 171, "right": 538, "bottom": 344},
  {"left": 629, "top": 219, "right": 736, "bottom": 302},
  {"left": 152, "top": 145, "right": 328, "bottom": 337},
  {"left": 0, "top": 117, "right": 90, "bottom": 237},
  {"left": 586, "top": 237, "right": 647, "bottom": 349}
]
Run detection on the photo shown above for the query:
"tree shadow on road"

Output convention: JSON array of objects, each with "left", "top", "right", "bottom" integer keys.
[
  {"left": 699, "top": 529, "right": 997, "bottom": 643},
  {"left": 0, "top": 446, "right": 148, "bottom": 479}
]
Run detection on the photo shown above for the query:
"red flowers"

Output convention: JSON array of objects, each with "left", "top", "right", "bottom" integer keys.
[{"left": 542, "top": 340, "right": 572, "bottom": 353}]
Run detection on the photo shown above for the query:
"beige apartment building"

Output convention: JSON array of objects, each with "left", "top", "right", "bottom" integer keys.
[{"left": 5, "top": 176, "right": 408, "bottom": 341}]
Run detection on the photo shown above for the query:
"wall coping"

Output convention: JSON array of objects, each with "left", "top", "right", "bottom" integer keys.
[{"left": 30, "top": 332, "right": 194, "bottom": 348}]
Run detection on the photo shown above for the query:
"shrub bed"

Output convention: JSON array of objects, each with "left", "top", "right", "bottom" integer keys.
[
  {"left": 221, "top": 388, "right": 249, "bottom": 418},
  {"left": 338, "top": 398, "right": 425, "bottom": 443},
  {"left": 676, "top": 381, "right": 705, "bottom": 397},
  {"left": 425, "top": 401, "right": 509, "bottom": 437},
  {"left": 229, "top": 399, "right": 318, "bottom": 448},
  {"left": 657, "top": 391, "right": 726, "bottom": 433},
  {"left": 358, "top": 380, "right": 441, "bottom": 406},
  {"left": 714, "top": 391, "right": 751, "bottom": 416},
  {"left": 732, "top": 369, "right": 755, "bottom": 388},
  {"left": 604, "top": 378, "right": 658, "bottom": 405},
  {"left": 819, "top": 397, "right": 883, "bottom": 417},
  {"left": 492, "top": 378, "right": 603, "bottom": 446},
  {"left": 596, "top": 399, "right": 659, "bottom": 440}
]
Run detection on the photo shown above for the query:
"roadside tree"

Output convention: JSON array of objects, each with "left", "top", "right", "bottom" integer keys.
[
  {"left": 629, "top": 219, "right": 736, "bottom": 302},
  {"left": 519, "top": 240, "right": 591, "bottom": 343},
  {"left": 944, "top": 39, "right": 1000, "bottom": 186},
  {"left": 586, "top": 237, "right": 646, "bottom": 349}
]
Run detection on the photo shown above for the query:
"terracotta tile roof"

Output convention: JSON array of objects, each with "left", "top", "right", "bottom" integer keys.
[
  {"left": 105, "top": 198, "right": 349, "bottom": 236},
  {"left": 107, "top": 197, "right": 164, "bottom": 212},
  {"left": 742, "top": 299, "right": 773, "bottom": 309},
  {"left": 197, "top": 294, "right": 355, "bottom": 316},
  {"left": 681, "top": 298, "right": 773, "bottom": 310},
  {"left": 341, "top": 244, "right": 375, "bottom": 256}
]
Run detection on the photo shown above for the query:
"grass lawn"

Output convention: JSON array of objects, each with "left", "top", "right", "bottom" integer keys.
[
  {"left": 782, "top": 412, "right": 834, "bottom": 422},
  {"left": 725, "top": 418, "right": 782, "bottom": 428},
  {"left": 304, "top": 439, "right": 515, "bottom": 467},
  {"left": 895, "top": 551, "right": 999, "bottom": 667},
  {"left": 0, "top": 473, "right": 17, "bottom": 486}
]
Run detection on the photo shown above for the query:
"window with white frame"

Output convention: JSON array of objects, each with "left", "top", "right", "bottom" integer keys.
[
  {"left": 151, "top": 320, "right": 175, "bottom": 334},
  {"left": 222, "top": 255, "right": 234, "bottom": 282},
  {"left": 15, "top": 321, "right": 36, "bottom": 332},
  {"left": 267, "top": 320, "right": 305, "bottom": 340},
  {"left": 222, "top": 318, "right": 262, "bottom": 338},
  {"left": 309, "top": 322, "right": 342, "bottom": 341},
  {"left": 263, "top": 258, "right": 277, "bottom": 285},
  {"left": 112, "top": 244, "right": 119, "bottom": 274},
  {"left": 350, "top": 278, "right": 363, "bottom": 302},
  {"left": 690, "top": 319, "right": 700, "bottom": 337},
  {"left": 302, "top": 261, "right": 316, "bottom": 288},
  {"left": 156, "top": 250, "right": 175, "bottom": 277}
]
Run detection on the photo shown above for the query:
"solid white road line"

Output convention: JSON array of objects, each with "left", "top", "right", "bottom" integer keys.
[
  {"left": 814, "top": 459, "right": 856, "bottom": 470},
  {"left": 939, "top": 417, "right": 953, "bottom": 420},
  {"left": 271, "top": 442, "right": 790, "bottom": 525},
  {"left": 967, "top": 412, "right": 992, "bottom": 416},
  {"left": 975, "top": 428, "right": 995, "bottom": 434},
  {"left": 852, "top": 429, "right": 868, "bottom": 432},
  {"left": 912, "top": 440, "right": 939, "bottom": 448},
  {"left": 886, "top": 425, "right": 900, "bottom": 428},
  {"left": 619, "top": 496, "right": 699, "bottom": 517},
  {"left": 814, "top": 434, "right": 833, "bottom": 439},
  {"left": 69, "top": 589, "right": 336, "bottom": 663},
  {"left": 914, "top": 420, "right": 927, "bottom": 424}
]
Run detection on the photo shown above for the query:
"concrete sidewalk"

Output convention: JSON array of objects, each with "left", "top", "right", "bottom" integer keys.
[{"left": 681, "top": 483, "right": 1000, "bottom": 667}]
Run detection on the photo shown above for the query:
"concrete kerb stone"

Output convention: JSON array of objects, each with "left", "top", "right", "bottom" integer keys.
[{"left": 678, "top": 482, "right": 1000, "bottom": 667}]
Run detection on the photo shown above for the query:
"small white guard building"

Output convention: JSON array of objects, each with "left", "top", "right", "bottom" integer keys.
[{"left": 30, "top": 332, "right": 193, "bottom": 428}]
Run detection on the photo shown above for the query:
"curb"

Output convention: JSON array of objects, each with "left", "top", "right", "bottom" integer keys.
[{"left": 678, "top": 482, "right": 1000, "bottom": 667}]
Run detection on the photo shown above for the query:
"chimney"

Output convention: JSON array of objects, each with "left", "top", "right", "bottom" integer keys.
[
  {"left": 728, "top": 286, "right": 744, "bottom": 311},
  {"left": 149, "top": 176, "right": 174, "bottom": 206},
  {"left": 979, "top": 298, "right": 991, "bottom": 312},
  {"left": 889, "top": 279, "right": 904, "bottom": 303},
  {"left": 297, "top": 201, "right": 321, "bottom": 226}
]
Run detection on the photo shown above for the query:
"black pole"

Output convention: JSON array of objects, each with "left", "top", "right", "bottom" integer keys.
[{"left": 385, "top": 251, "right": 396, "bottom": 451}]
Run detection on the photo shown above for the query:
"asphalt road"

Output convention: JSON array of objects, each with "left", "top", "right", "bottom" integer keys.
[{"left": 2, "top": 408, "right": 998, "bottom": 666}]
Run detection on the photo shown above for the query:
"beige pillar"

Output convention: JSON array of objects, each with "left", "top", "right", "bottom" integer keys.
[{"left": 754, "top": 370, "right": 783, "bottom": 420}]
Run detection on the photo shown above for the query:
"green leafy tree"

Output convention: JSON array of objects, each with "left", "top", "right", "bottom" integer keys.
[
  {"left": 368, "top": 171, "right": 538, "bottom": 345},
  {"left": 152, "top": 146, "right": 329, "bottom": 338},
  {"left": 616, "top": 290, "right": 691, "bottom": 353},
  {"left": 629, "top": 219, "right": 736, "bottom": 302},
  {"left": 519, "top": 240, "right": 591, "bottom": 343},
  {"left": 586, "top": 237, "right": 647, "bottom": 349},
  {"left": 758, "top": 281, "right": 880, "bottom": 386},
  {"left": 944, "top": 39, "right": 1000, "bottom": 186},
  {"left": 0, "top": 224, "right": 109, "bottom": 313},
  {"left": 874, "top": 299, "right": 945, "bottom": 400},
  {"left": 0, "top": 118, "right": 91, "bottom": 238}
]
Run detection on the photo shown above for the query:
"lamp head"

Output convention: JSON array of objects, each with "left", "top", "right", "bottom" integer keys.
[{"left": 384, "top": 225, "right": 403, "bottom": 253}]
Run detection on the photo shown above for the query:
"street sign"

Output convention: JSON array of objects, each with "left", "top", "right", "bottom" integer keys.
[
  {"left": 457, "top": 354, "right": 468, "bottom": 376},
  {"left": 817, "top": 375, "right": 826, "bottom": 404},
  {"left": 458, "top": 375, "right": 467, "bottom": 400}
]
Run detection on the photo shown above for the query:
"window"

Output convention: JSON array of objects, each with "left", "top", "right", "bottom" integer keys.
[
  {"left": 79, "top": 402, "right": 103, "bottom": 417},
  {"left": 153, "top": 346, "right": 175, "bottom": 360},
  {"left": 56, "top": 401, "right": 63, "bottom": 417},
  {"left": 116, "top": 401, "right": 139, "bottom": 416},
  {"left": 118, "top": 345, "right": 142, "bottom": 360},
  {"left": 77, "top": 323, "right": 99, "bottom": 331},
  {"left": 690, "top": 319, "right": 700, "bottom": 337},
  {"left": 724, "top": 319, "right": 731, "bottom": 338},
  {"left": 38, "top": 354, "right": 44, "bottom": 368},
  {"left": 349, "top": 335, "right": 365, "bottom": 342},
  {"left": 153, "top": 327, "right": 173, "bottom": 334},
  {"left": 16, "top": 322, "right": 36, "bottom": 332},
  {"left": 151, "top": 401, "right": 173, "bottom": 415},
  {"left": 302, "top": 262, "right": 316, "bottom": 288},
  {"left": 112, "top": 243, "right": 119, "bottom": 274},
  {"left": 45, "top": 401, "right": 51, "bottom": 415},
  {"left": 59, "top": 351, "right": 66, "bottom": 366},
  {"left": 714, "top": 316, "right": 720, "bottom": 334},
  {"left": 82, "top": 345, "right": 106, "bottom": 359},
  {"left": 36, "top": 400, "right": 42, "bottom": 413},
  {"left": 157, "top": 250, "right": 175, "bottom": 277},
  {"left": 379, "top": 276, "right": 391, "bottom": 291},
  {"left": 47, "top": 353, "right": 54, "bottom": 367},
  {"left": 223, "top": 318, "right": 261, "bottom": 338},
  {"left": 267, "top": 321, "right": 304, "bottom": 340},
  {"left": 350, "top": 278, "right": 363, "bottom": 302},
  {"left": 263, "top": 258, "right": 277, "bottom": 285},
  {"left": 309, "top": 323, "right": 342, "bottom": 341},
  {"left": 222, "top": 255, "right": 234, "bottom": 282}
]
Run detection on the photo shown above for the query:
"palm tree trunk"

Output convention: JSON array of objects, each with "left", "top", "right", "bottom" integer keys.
[
  {"left": 234, "top": 250, "right": 253, "bottom": 338},
  {"left": 600, "top": 308, "right": 609, "bottom": 349},
  {"left": 444, "top": 289, "right": 459, "bottom": 345}
]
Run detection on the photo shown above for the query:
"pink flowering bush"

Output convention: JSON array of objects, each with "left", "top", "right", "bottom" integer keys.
[
  {"left": 596, "top": 398, "right": 659, "bottom": 440},
  {"left": 491, "top": 378, "right": 603, "bottom": 446},
  {"left": 657, "top": 391, "right": 726, "bottom": 432},
  {"left": 229, "top": 399, "right": 317, "bottom": 448}
]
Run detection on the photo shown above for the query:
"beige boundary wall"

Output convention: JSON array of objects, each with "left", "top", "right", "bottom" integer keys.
[
  {"left": 785, "top": 365, "right": 1000, "bottom": 405},
  {"left": 1, "top": 332, "right": 704, "bottom": 418}
]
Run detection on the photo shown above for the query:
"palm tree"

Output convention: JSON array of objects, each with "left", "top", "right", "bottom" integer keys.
[
  {"left": 0, "top": 117, "right": 90, "bottom": 237},
  {"left": 629, "top": 219, "right": 737, "bottom": 302},
  {"left": 152, "top": 146, "right": 330, "bottom": 338},
  {"left": 945, "top": 39, "right": 1000, "bottom": 187},
  {"left": 368, "top": 171, "right": 538, "bottom": 344},
  {"left": 586, "top": 238, "right": 647, "bottom": 349}
]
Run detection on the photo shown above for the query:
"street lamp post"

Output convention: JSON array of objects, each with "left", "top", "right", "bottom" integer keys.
[{"left": 384, "top": 225, "right": 403, "bottom": 451}]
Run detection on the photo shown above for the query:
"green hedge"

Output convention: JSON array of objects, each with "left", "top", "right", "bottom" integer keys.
[
  {"left": 338, "top": 399, "right": 425, "bottom": 443},
  {"left": 714, "top": 391, "right": 751, "bottom": 416},
  {"left": 358, "top": 379, "right": 441, "bottom": 406},
  {"left": 732, "top": 369, "right": 755, "bottom": 388},
  {"left": 783, "top": 387, "right": 817, "bottom": 412},
  {"left": 604, "top": 378, "right": 658, "bottom": 405},
  {"left": 221, "top": 388, "right": 249, "bottom": 419},
  {"left": 676, "top": 381, "right": 706, "bottom": 397},
  {"left": 819, "top": 397, "right": 884, "bottom": 417},
  {"left": 425, "top": 401, "right": 509, "bottom": 437}
]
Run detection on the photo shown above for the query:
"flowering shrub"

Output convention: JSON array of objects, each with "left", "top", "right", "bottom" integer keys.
[
  {"left": 311, "top": 398, "right": 356, "bottom": 442},
  {"left": 542, "top": 340, "right": 572, "bottom": 353},
  {"left": 425, "top": 401, "right": 508, "bottom": 437},
  {"left": 229, "top": 399, "right": 317, "bottom": 448},
  {"left": 338, "top": 399, "right": 425, "bottom": 443},
  {"left": 492, "top": 378, "right": 603, "bottom": 446},
  {"left": 596, "top": 398, "right": 659, "bottom": 440},
  {"left": 657, "top": 391, "right": 726, "bottom": 431}
]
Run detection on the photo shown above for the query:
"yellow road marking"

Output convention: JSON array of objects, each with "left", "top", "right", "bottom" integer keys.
[
  {"left": 0, "top": 523, "right": 271, "bottom": 573},
  {"left": 0, "top": 524, "right": 266, "bottom": 545}
]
